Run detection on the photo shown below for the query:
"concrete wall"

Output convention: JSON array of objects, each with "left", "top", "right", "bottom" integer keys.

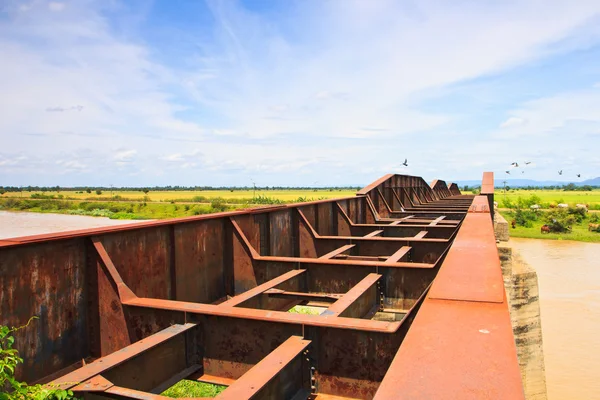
[{"left": 499, "top": 244, "right": 547, "bottom": 400}]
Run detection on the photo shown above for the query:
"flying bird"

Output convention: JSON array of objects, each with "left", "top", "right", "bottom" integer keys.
[
  {"left": 402, "top": 158, "right": 408, "bottom": 167},
  {"left": 505, "top": 170, "right": 510, "bottom": 174},
  {"left": 511, "top": 162, "right": 519, "bottom": 167},
  {"left": 525, "top": 161, "right": 531, "bottom": 165},
  {"left": 522, "top": 171, "right": 525, "bottom": 174},
  {"left": 558, "top": 170, "right": 563, "bottom": 175},
  {"left": 577, "top": 174, "right": 581, "bottom": 178}
]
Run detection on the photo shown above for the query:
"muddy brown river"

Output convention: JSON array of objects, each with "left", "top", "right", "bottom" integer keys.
[
  {"left": 0, "top": 212, "right": 597, "bottom": 398},
  {"left": 510, "top": 237, "right": 600, "bottom": 400},
  {"left": 0, "top": 210, "right": 145, "bottom": 239}
]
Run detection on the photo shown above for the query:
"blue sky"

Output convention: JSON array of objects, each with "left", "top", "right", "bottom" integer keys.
[{"left": 1, "top": 0, "right": 600, "bottom": 187}]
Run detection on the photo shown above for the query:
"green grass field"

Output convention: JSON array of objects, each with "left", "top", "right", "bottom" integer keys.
[
  {"left": 497, "top": 189, "right": 600, "bottom": 209},
  {"left": 1, "top": 189, "right": 357, "bottom": 202}
]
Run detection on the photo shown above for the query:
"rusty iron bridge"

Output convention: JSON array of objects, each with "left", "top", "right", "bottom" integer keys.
[{"left": 0, "top": 172, "right": 523, "bottom": 399}]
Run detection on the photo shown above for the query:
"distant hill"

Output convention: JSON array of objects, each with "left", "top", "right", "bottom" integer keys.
[
  {"left": 453, "top": 177, "right": 600, "bottom": 188},
  {"left": 582, "top": 177, "right": 600, "bottom": 186}
]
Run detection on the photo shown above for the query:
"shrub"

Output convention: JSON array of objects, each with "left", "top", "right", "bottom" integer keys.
[
  {"left": 1, "top": 317, "right": 78, "bottom": 400},
  {"left": 513, "top": 208, "right": 538, "bottom": 227},
  {"left": 589, "top": 213, "right": 600, "bottom": 223},
  {"left": 567, "top": 206, "right": 587, "bottom": 223},
  {"left": 95, "top": 190, "right": 102, "bottom": 195},
  {"left": 210, "top": 198, "right": 227, "bottom": 212},
  {"left": 544, "top": 209, "right": 576, "bottom": 233},
  {"left": 501, "top": 198, "right": 515, "bottom": 209}
]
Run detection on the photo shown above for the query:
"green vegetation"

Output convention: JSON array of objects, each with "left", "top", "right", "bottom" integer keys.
[
  {"left": 0, "top": 198, "right": 234, "bottom": 220},
  {"left": 161, "top": 380, "right": 225, "bottom": 398},
  {"left": 288, "top": 305, "right": 323, "bottom": 315},
  {"left": 0, "top": 188, "right": 357, "bottom": 202},
  {"left": 1, "top": 318, "right": 78, "bottom": 400},
  {"left": 0, "top": 188, "right": 346, "bottom": 220},
  {"left": 500, "top": 208, "right": 600, "bottom": 242},
  {"left": 497, "top": 189, "right": 600, "bottom": 210}
]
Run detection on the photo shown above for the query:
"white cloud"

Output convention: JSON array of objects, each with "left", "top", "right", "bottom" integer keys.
[
  {"left": 113, "top": 150, "right": 137, "bottom": 164},
  {"left": 500, "top": 117, "right": 527, "bottom": 128},
  {"left": 2, "top": 1, "right": 600, "bottom": 185},
  {"left": 48, "top": 2, "right": 66, "bottom": 12}
]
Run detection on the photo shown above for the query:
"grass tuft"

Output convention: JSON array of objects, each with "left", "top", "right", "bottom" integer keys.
[{"left": 161, "top": 380, "right": 226, "bottom": 398}]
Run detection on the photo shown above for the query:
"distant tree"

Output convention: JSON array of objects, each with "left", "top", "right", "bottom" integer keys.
[
  {"left": 86, "top": 188, "right": 92, "bottom": 194},
  {"left": 96, "top": 190, "right": 102, "bottom": 195},
  {"left": 463, "top": 185, "right": 470, "bottom": 192},
  {"left": 0, "top": 189, "right": 5, "bottom": 195},
  {"left": 143, "top": 188, "right": 149, "bottom": 195}
]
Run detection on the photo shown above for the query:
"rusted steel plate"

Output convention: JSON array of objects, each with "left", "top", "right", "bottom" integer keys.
[
  {"left": 373, "top": 299, "right": 524, "bottom": 400},
  {"left": 323, "top": 273, "right": 381, "bottom": 318},
  {"left": 201, "top": 315, "right": 303, "bottom": 379},
  {"left": 428, "top": 213, "right": 504, "bottom": 303},
  {"left": 215, "top": 336, "right": 310, "bottom": 399},
  {"left": 0, "top": 238, "right": 88, "bottom": 382},
  {"left": 174, "top": 219, "right": 226, "bottom": 303}
]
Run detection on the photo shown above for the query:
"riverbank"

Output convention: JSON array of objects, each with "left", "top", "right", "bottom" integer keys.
[{"left": 499, "top": 209, "right": 600, "bottom": 243}]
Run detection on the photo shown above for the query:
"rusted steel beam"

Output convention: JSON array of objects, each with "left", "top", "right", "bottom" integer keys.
[
  {"left": 219, "top": 269, "right": 306, "bottom": 308},
  {"left": 107, "top": 385, "right": 196, "bottom": 400},
  {"left": 428, "top": 216, "right": 446, "bottom": 225},
  {"left": 196, "top": 374, "right": 236, "bottom": 386},
  {"left": 255, "top": 256, "right": 434, "bottom": 269},
  {"left": 91, "top": 236, "right": 138, "bottom": 302},
  {"left": 319, "top": 244, "right": 355, "bottom": 259},
  {"left": 125, "top": 297, "right": 401, "bottom": 333},
  {"left": 384, "top": 246, "right": 411, "bottom": 264},
  {"left": 322, "top": 273, "right": 381, "bottom": 318},
  {"left": 215, "top": 336, "right": 311, "bottom": 399},
  {"left": 363, "top": 229, "right": 383, "bottom": 238},
  {"left": 413, "top": 231, "right": 427, "bottom": 239},
  {"left": 264, "top": 289, "right": 341, "bottom": 303},
  {"left": 51, "top": 323, "right": 196, "bottom": 390}
]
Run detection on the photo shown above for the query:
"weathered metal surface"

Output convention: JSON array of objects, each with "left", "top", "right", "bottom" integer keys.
[
  {"left": 0, "top": 238, "right": 88, "bottom": 382},
  {"left": 323, "top": 273, "right": 380, "bottom": 318},
  {"left": 1, "top": 172, "right": 522, "bottom": 400},
  {"left": 215, "top": 336, "right": 310, "bottom": 399},
  {"left": 173, "top": 218, "right": 226, "bottom": 303}
]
